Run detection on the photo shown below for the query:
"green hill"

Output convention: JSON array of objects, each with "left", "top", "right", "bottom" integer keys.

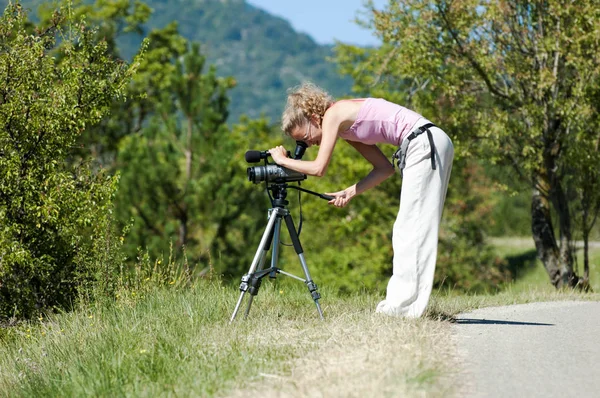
[{"left": 5, "top": 0, "right": 354, "bottom": 124}]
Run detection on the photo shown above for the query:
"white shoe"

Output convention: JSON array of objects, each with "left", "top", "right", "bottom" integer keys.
[{"left": 375, "top": 299, "right": 406, "bottom": 317}]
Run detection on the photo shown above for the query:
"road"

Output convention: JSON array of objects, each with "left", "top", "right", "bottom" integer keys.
[{"left": 453, "top": 301, "right": 600, "bottom": 398}]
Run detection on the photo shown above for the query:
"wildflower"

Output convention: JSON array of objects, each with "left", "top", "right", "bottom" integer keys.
[
  {"left": 140, "top": 349, "right": 147, "bottom": 354},
  {"left": 279, "top": 290, "right": 284, "bottom": 294}
]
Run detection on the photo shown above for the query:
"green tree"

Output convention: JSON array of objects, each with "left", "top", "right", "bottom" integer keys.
[
  {"left": 336, "top": 0, "right": 600, "bottom": 288},
  {"left": 0, "top": 3, "right": 137, "bottom": 318},
  {"left": 114, "top": 42, "right": 274, "bottom": 276},
  {"left": 34, "top": 0, "right": 155, "bottom": 166},
  {"left": 568, "top": 79, "right": 600, "bottom": 289}
]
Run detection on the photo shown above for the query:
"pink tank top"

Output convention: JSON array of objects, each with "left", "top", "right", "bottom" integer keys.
[{"left": 339, "top": 98, "right": 423, "bottom": 146}]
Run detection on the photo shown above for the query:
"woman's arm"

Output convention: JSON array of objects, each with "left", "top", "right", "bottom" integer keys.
[
  {"left": 348, "top": 140, "right": 395, "bottom": 194},
  {"left": 326, "top": 140, "right": 395, "bottom": 207}
]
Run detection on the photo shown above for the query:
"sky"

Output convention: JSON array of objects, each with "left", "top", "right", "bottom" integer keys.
[{"left": 246, "top": 0, "right": 389, "bottom": 47}]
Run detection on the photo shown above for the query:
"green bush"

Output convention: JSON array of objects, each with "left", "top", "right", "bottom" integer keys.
[{"left": 0, "top": 3, "right": 135, "bottom": 319}]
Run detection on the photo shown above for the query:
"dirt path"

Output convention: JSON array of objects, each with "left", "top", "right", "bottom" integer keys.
[{"left": 453, "top": 301, "right": 600, "bottom": 398}]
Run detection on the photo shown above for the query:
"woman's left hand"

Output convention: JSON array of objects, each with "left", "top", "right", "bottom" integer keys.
[{"left": 268, "top": 145, "right": 288, "bottom": 165}]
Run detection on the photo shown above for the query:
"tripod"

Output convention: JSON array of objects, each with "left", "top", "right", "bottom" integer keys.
[{"left": 230, "top": 183, "right": 329, "bottom": 322}]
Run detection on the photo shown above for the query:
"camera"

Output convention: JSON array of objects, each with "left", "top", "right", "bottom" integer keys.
[
  {"left": 245, "top": 141, "right": 308, "bottom": 184},
  {"left": 247, "top": 164, "right": 306, "bottom": 184}
]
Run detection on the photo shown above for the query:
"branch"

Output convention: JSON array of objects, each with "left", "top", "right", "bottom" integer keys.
[
  {"left": 438, "top": 3, "right": 514, "bottom": 105},
  {"left": 371, "top": 46, "right": 399, "bottom": 87},
  {"left": 133, "top": 203, "right": 164, "bottom": 237}
]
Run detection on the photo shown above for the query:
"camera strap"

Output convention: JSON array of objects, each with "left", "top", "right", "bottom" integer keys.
[{"left": 392, "top": 123, "right": 437, "bottom": 177}]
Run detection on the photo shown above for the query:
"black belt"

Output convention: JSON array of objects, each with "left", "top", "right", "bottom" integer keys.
[{"left": 392, "top": 123, "right": 437, "bottom": 175}]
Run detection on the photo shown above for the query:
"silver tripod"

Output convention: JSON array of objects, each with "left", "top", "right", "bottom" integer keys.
[{"left": 230, "top": 184, "right": 325, "bottom": 322}]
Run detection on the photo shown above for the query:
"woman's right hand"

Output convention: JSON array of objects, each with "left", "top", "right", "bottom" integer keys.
[{"left": 325, "top": 186, "right": 356, "bottom": 208}]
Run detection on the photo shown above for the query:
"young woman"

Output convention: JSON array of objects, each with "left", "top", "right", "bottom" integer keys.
[{"left": 268, "top": 82, "right": 454, "bottom": 318}]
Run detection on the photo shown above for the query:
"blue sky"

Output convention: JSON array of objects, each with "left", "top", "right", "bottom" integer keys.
[{"left": 247, "top": 0, "right": 389, "bottom": 46}]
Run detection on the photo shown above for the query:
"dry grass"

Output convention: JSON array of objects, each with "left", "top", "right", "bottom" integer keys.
[{"left": 225, "top": 294, "right": 460, "bottom": 398}]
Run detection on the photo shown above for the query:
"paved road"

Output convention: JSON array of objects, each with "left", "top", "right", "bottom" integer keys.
[{"left": 453, "top": 301, "right": 600, "bottom": 398}]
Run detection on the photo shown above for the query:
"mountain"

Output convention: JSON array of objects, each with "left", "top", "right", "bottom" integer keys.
[{"left": 3, "top": 0, "right": 354, "bottom": 124}]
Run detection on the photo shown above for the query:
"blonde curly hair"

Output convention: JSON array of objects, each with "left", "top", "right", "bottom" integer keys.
[{"left": 281, "top": 82, "right": 335, "bottom": 135}]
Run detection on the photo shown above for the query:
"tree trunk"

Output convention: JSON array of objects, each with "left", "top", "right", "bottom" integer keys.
[
  {"left": 547, "top": 161, "right": 577, "bottom": 287},
  {"left": 531, "top": 169, "right": 578, "bottom": 288},
  {"left": 583, "top": 231, "right": 590, "bottom": 290},
  {"left": 178, "top": 116, "right": 193, "bottom": 249}
]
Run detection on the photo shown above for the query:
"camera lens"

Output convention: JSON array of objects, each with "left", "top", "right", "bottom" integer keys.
[
  {"left": 246, "top": 165, "right": 307, "bottom": 184},
  {"left": 247, "top": 167, "right": 256, "bottom": 183}
]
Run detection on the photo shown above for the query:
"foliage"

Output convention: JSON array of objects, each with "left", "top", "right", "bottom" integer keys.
[
  {"left": 27, "top": 0, "right": 156, "bottom": 167},
  {"left": 0, "top": 3, "right": 138, "bottom": 319},
  {"left": 336, "top": 0, "right": 600, "bottom": 288},
  {"left": 113, "top": 39, "right": 276, "bottom": 278},
  {"left": 437, "top": 160, "right": 511, "bottom": 291}
]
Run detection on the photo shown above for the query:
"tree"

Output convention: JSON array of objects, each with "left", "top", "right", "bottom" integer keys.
[
  {"left": 568, "top": 79, "right": 600, "bottom": 290},
  {"left": 35, "top": 0, "right": 155, "bottom": 166},
  {"left": 114, "top": 41, "right": 269, "bottom": 275},
  {"left": 0, "top": 3, "right": 138, "bottom": 318},
  {"left": 336, "top": 0, "right": 600, "bottom": 288}
]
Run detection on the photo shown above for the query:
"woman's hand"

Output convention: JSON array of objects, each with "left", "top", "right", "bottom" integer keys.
[
  {"left": 325, "top": 186, "right": 356, "bottom": 208},
  {"left": 268, "top": 145, "right": 288, "bottom": 165}
]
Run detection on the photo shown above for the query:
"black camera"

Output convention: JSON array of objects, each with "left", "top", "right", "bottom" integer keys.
[
  {"left": 247, "top": 164, "right": 306, "bottom": 184},
  {"left": 245, "top": 141, "right": 308, "bottom": 184}
]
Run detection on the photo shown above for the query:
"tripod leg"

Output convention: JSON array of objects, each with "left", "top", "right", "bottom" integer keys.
[
  {"left": 231, "top": 208, "right": 281, "bottom": 322},
  {"left": 244, "top": 216, "right": 282, "bottom": 318},
  {"left": 283, "top": 213, "right": 324, "bottom": 319}
]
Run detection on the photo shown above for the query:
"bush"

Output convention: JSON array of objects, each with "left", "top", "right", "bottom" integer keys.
[{"left": 0, "top": 3, "right": 135, "bottom": 319}]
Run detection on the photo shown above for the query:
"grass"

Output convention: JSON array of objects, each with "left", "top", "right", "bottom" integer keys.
[
  {"left": 490, "top": 237, "right": 600, "bottom": 293},
  {"left": 2, "top": 239, "right": 599, "bottom": 397},
  {"left": 0, "top": 280, "right": 457, "bottom": 397}
]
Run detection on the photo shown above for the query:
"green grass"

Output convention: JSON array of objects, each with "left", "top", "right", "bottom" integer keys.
[
  {"left": 2, "top": 239, "right": 599, "bottom": 397},
  {"left": 0, "top": 280, "right": 454, "bottom": 397},
  {"left": 490, "top": 237, "right": 600, "bottom": 293}
]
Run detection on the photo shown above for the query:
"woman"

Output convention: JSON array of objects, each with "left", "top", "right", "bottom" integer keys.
[{"left": 268, "top": 82, "right": 454, "bottom": 318}]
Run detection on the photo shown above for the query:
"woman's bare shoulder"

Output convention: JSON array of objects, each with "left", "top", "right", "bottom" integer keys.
[{"left": 325, "top": 99, "right": 366, "bottom": 128}]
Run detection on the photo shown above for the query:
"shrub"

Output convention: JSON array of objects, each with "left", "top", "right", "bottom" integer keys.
[{"left": 0, "top": 3, "right": 136, "bottom": 319}]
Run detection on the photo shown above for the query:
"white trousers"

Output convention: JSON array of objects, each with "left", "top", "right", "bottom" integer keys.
[{"left": 376, "top": 119, "right": 454, "bottom": 318}]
